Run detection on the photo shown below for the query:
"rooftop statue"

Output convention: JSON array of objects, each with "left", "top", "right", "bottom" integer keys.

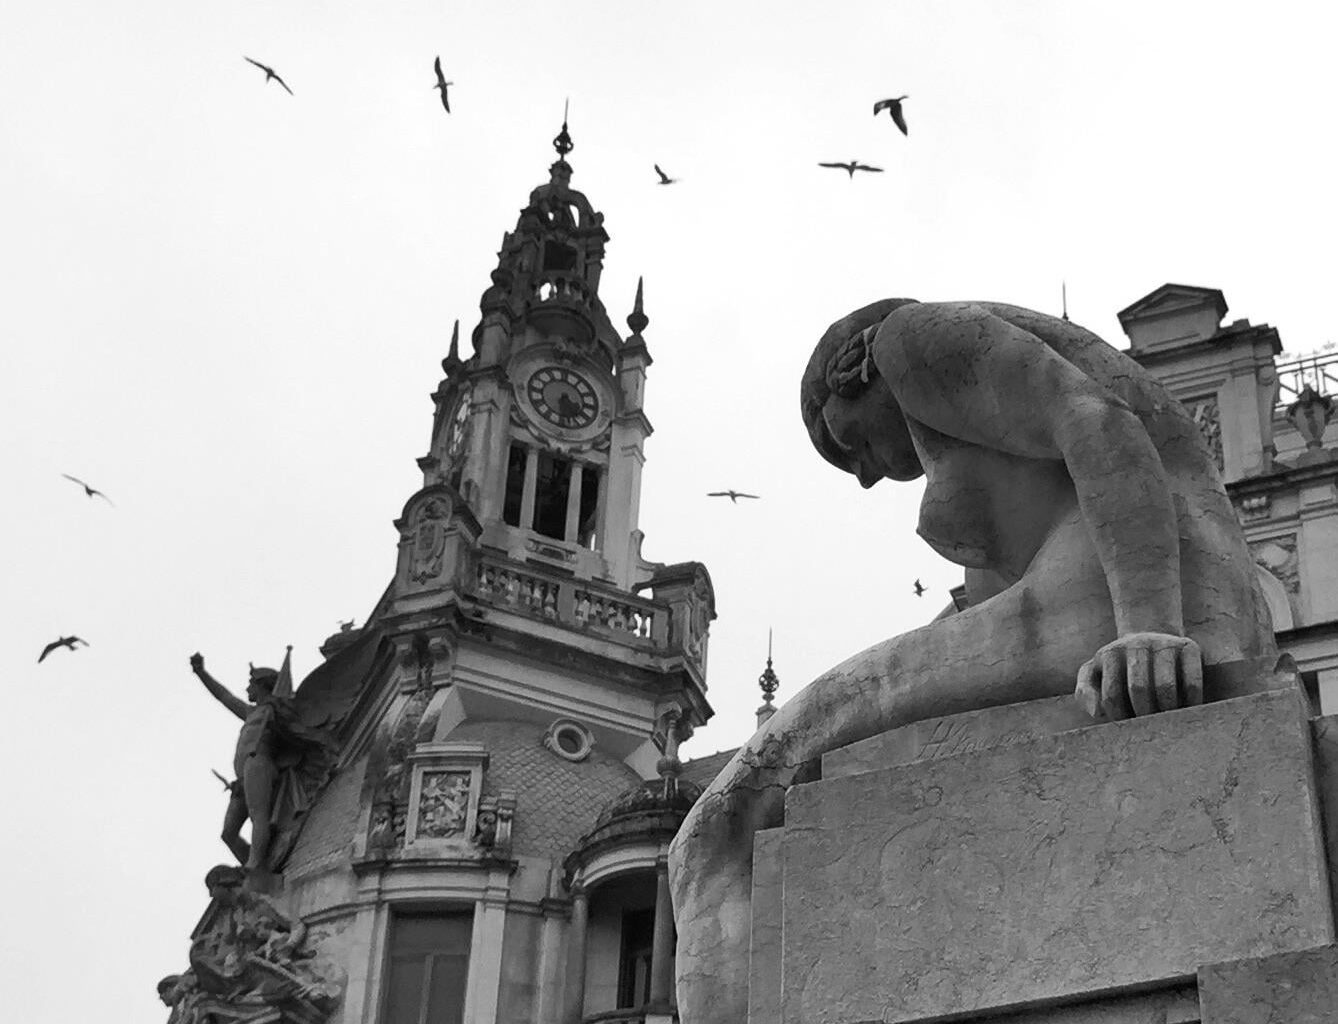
[
  {"left": 668, "top": 299, "right": 1276, "bottom": 1024},
  {"left": 190, "top": 651, "right": 337, "bottom": 876}
]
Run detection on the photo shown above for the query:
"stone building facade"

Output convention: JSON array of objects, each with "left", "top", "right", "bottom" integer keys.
[{"left": 1117, "top": 283, "right": 1338, "bottom": 712}]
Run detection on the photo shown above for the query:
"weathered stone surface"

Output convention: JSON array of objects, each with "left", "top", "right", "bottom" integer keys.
[
  {"left": 1310, "top": 714, "right": 1338, "bottom": 925},
  {"left": 1198, "top": 944, "right": 1338, "bottom": 1023},
  {"left": 781, "top": 690, "right": 1331, "bottom": 1023},
  {"left": 748, "top": 829, "right": 784, "bottom": 1024},
  {"left": 975, "top": 986, "right": 1199, "bottom": 1024},
  {"left": 823, "top": 694, "right": 1090, "bottom": 780}
]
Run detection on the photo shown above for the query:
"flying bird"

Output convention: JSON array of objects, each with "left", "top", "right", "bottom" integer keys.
[
  {"left": 433, "top": 56, "right": 452, "bottom": 112},
  {"left": 38, "top": 635, "right": 87, "bottom": 663},
  {"left": 913, "top": 579, "right": 926, "bottom": 597},
  {"left": 654, "top": 164, "right": 679, "bottom": 185},
  {"left": 244, "top": 57, "right": 294, "bottom": 96},
  {"left": 707, "top": 490, "right": 760, "bottom": 503},
  {"left": 62, "top": 474, "right": 113, "bottom": 505},
  {"left": 873, "top": 95, "right": 909, "bottom": 135},
  {"left": 818, "top": 161, "right": 884, "bottom": 178}
]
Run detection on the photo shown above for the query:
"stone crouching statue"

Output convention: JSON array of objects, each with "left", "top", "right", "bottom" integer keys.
[
  {"left": 190, "top": 651, "right": 337, "bottom": 876},
  {"left": 667, "top": 299, "right": 1276, "bottom": 1024}
]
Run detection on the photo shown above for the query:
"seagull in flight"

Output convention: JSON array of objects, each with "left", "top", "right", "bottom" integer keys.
[
  {"left": 433, "top": 56, "right": 452, "bottom": 112},
  {"left": 818, "top": 161, "right": 884, "bottom": 178},
  {"left": 39, "top": 635, "right": 87, "bottom": 663},
  {"left": 654, "top": 164, "right": 679, "bottom": 185},
  {"left": 913, "top": 579, "right": 926, "bottom": 597},
  {"left": 873, "top": 96, "right": 909, "bottom": 136},
  {"left": 62, "top": 474, "right": 113, "bottom": 505},
  {"left": 244, "top": 57, "right": 294, "bottom": 96},
  {"left": 707, "top": 490, "right": 760, "bottom": 504}
]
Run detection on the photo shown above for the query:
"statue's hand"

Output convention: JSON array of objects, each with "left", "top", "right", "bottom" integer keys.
[
  {"left": 1075, "top": 633, "right": 1203, "bottom": 721},
  {"left": 190, "top": 652, "right": 205, "bottom": 674}
]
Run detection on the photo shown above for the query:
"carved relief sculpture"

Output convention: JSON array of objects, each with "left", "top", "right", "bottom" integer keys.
[
  {"left": 409, "top": 500, "right": 449, "bottom": 584},
  {"left": 159, "top": 865, "right": 344, "bottom": 1024},
  {"left": 415, "top": 770, "right": 471, "bottom": 838}
]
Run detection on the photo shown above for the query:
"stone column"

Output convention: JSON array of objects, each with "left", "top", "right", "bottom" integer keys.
[
  {"left": 519, "top": 446, "right": 539, "bottom": 530},
  {"left": 564, "top": 463, "right": 584, "bottom": 543},
  {"left": 648, "top": 857, "right": 675, "bottom": 1007},
  {"left": 563, "top": 886, "right": 589, "bottom": 1024}
]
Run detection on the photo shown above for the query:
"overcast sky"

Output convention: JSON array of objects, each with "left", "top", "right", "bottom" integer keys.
[{"left": 4, "top": 1, "right": 1337, "bottom": 1019}]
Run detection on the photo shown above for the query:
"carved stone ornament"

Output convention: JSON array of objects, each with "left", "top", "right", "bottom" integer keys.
[
  {"left": 409, "top": 499, "right": 449, "bottom": 584},
  {"left": 1188, "top": 396, "right": 1223, "bottom": 470},
  {"left": 404, "top": 742, "right": 488, "bottom": 846},
  {"left": 544, "top": 718, "right": 594, "bottom": 762},
  {"left": 414, "top": 770, "right": 471, "bottom": 838},
  {"left": 160, "top": 865, "right": 344, "bottom": 1024},
  {"left": 1251, "top": 535, "right": 1300, "bottom": 594}
]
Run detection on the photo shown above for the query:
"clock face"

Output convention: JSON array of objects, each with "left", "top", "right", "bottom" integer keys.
[
  {"left": 526, "top": 366, "right": 599, "bottom": 429},
  {"left": 446, "top": 391, "right": 470, "bottom": 461}
]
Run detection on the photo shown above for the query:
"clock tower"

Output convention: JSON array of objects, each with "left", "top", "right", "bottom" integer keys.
[
  {"left": 256, "top": 122, "right": 716, "bottom": 1023},
  {"left": 412, "top": 118, "right": 663, "bottom": 593}
]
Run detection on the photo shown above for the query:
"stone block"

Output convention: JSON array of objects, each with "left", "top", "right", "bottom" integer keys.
[
  {"left": 781, "top": 689, "right": 1332, "bottom": 1023},
  {"left": 1198, "top": 944, "right": 1338, "bottom": 1023}
]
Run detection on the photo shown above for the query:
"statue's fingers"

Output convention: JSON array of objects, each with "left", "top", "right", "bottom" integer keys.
[
  {"left": 1179, "top": 642, "right": 1204, "bottom": 707},
  {"left": 1153, "top": 645, "right": 1179, "bottom": 712},
  {"left": 1127, "top": 645, "right": 1154, "bottom": 717},
  {"left": 1100, "top": 646, "right": 1133, "bottom": 721},
  {"left": 1076, "top": 658, "right": 1102, "bottom": 719}
]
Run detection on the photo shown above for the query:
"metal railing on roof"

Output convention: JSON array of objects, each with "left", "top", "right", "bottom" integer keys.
[{"left": 1275, "top": 350, "right": 1338, "bottom": 409}]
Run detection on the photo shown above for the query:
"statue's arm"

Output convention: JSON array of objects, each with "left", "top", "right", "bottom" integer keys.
[
  {"left": 874, "top": 301, "right": 1183, "bottom": 634},
  {"left": 189, "top": 653, "right": 250, "bottom": 721}
]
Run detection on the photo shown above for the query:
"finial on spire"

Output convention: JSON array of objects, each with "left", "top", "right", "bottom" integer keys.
[
  {"left": 627, "top": 276, "right": 649, "bottom": 336},
  {"left": 1061, "top": 281, "right": 1070, "bottom": 322},
  {"left": 552, "top": 98, "right": 574, "bottom": 160},
  {"left": 756, "top": 629, "right": 780, "bottom": 728},
  {"left": 442, "top": 318, "right": 463, "bottom": 376}
]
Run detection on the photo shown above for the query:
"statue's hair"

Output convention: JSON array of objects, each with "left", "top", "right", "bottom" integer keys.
[
  {"left": 800, "top": 299, "right": 918, "bottom": 470},
  {"left": 248, "top": 666, "right": 279, "bottom": 691},
  {"left": 157, "top": 975, "right": 181, "bottom": 995},
  {"left": 204, "top": 864, "right": 246, "bottom": 891}
]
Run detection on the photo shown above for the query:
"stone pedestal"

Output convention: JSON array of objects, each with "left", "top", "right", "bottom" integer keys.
[{"left": 751, "top": 687, "right": 1338, "bottom": 1023}]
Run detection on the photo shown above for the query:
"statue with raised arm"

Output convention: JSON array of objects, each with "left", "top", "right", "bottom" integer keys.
[
  {"left": 667, "top": 299, "right": 1277, "bottom": 1024},
  {"left": 190, "top": 651, "right": 336, "bottom": 875}
]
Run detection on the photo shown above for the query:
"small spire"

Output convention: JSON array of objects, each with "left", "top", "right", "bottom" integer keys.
[
  {"left": 1061, "top": 281, "right": 1070, "bottom": 322},
  {"left": 756, "top": 629, "right": 780, "bottom": 728},
  {"left": 441, "top": 318, "right": 462, "bottom": 375},
  {"left": 552, "top": 98, "right": 573, "bottom": 160},
  {"left": 626, "top": 276, "right": 648, "bottom": 336}
]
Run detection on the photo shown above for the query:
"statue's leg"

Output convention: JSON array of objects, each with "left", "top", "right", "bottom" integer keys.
[
  {"left": 240, "top": 755, "right": 278, "bottom": 871},
  {"left": 221, "top": 790, "right": 251, "bottom": 865},
  {"left": 669, "top": 510, "right": 1117, "bottom": 1024}
]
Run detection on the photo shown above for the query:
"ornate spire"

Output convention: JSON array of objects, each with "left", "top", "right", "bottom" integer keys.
[
  {"left": 548, "top": 99, "right": 574, "bottom": 187},
  {"left": 553, "top": 99, "right": 574, "bottom": 160},
  {"left": 756, "top": 629, "right": 780, "bottom": 727},
  {"left": 627, "top": 276, "right": 648, "bottom": 337}
]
